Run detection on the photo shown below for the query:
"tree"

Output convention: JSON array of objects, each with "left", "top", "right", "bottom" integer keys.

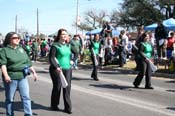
[
  {"left": 114, "top": 0, "right": 164, "bottom": 29},
  {"left": 158, "top": 0, "right": 175, "bottom": 18},
  {"left": 76, "top": 9, "right": 109, "bottom": 31},
  {"left": 113, "top": 0, "right": 175, "bottom": 29}
]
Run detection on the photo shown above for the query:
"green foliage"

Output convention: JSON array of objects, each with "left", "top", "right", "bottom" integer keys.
[{"left": 114, "top": 0, "right": 175, "bottom": 28}]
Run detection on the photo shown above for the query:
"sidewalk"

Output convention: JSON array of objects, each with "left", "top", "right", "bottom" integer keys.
[
  {"left": 78, "top": 60, "right": 175, "bottom": 79},
  {"left": 37, "top": 57, "right": 175, "bottom": 79}
]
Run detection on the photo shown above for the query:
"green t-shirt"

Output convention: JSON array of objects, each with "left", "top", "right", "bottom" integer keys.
[
  {"left": 0, "top": 45, "right": 32, "bottom": 79},
  {"left": 32, "top": 42, "right": 38, "bottom": 51},
  {"left": 71, "top": 39, "right": 81, "bottom": 54},
  {"left": 141, "top": 42, "right": 153, "bottom": 58},
  {"left": 25, "top": 45, "right": 31, "bottom": 55},
  {"left": 93, "top": 41, "right": 100, "bottom": 55},
  {"left": 53, "top": 43, "right": 71, "bottom": 69}
]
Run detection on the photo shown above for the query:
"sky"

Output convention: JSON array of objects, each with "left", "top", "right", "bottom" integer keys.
[{"left": 0, "top": 0, "right": 122, "bottom": 36}]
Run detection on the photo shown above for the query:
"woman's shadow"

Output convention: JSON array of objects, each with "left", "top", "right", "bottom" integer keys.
[{"left": 0, "top": 101, "right": 54, "bottom": 115}]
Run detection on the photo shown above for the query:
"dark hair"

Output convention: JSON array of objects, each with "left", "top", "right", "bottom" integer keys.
[
  {"left": 93, "top": 34, "right": 100, "bottom": 41},
  {"left": 140, "top": 32, "right": 148, "bottom": 42},
  {"left": 119, "top": 30, "right": 125, "bottom": 39},
  {"left": 54, "top": 28, "right": 67, "bottom": 42},
  {"left": 170, "top": 32, "right": 174, "bottom": 36},
  {"left": 3, "top": 32, "right": 18, "bottom": 47}
]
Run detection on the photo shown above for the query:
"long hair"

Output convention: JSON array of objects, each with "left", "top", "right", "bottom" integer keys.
[
  {"left": 3, "top": 32, "right": 17, "bottom": 47},
  {"left": 140, "top": 32, "right": 148, "bottom": 42},
  {"left": 54, "top": 28, "right": 67, "bottom": 42}
]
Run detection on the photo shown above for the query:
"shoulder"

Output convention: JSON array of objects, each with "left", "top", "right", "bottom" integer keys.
[{"left": 52, "top": 42, "right": 61, "bottom": 48}]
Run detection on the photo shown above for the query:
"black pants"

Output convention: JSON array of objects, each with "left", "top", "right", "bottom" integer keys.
[
  {"left": 91, "top": 54, "right": 98, "bottom": 80},
  {"left": 133, "top": 60, "right": 152, "bottom": 87},
  {"left": 49, "top": 66, "right": 72, "bottom": 112},
  {"left": 134, "top": 53, "right": 141, "bottom": 70},
  {"left": 156, "top": 40, "right": 166, "bottom": 58},
  {"left": 118, "top": 47, "right": 126, "bottom": 67}
]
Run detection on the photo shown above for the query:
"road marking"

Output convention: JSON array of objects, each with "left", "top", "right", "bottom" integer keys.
[
  {"left": 73, "top": 72, "right": 174, "bottom": 93},
  {"left": 36, "top": 76, "right": 174, "bottom": 116}
]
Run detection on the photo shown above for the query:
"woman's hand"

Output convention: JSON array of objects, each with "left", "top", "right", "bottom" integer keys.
[
  {"left": 33, "top": 72, "right": 38, "bottom": 81},
  {"left": 4, "top": 76, "right": 11, "bottom": 83},
  {"left": 56, "top": 67, "right": 61, "bottom": 72},
  {"left": 29, "top": 66, "right": 38, "bottom": 81}
]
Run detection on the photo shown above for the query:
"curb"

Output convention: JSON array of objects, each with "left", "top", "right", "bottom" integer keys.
[{"left": 78, "top": 64, "right": 175, "bottom": 79}]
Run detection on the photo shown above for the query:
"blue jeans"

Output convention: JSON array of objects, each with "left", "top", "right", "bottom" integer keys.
[{"left": 3, "top": 77, "right": 32, "bottom": 116}]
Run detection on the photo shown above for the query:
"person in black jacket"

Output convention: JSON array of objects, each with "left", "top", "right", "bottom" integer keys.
[{"left": 155, "top": 21, "right": 168, "bottom": 58}]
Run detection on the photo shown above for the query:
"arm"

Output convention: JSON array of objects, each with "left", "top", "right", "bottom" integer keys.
[
  {"left": 49, "top": 46, "right": 61, "bottom": 72},
  {"left": 1, "top": 65, "right": 11, "bottom": 83},
  {"left": 29, "top": 66, "right": 37, "bottom": 81}
]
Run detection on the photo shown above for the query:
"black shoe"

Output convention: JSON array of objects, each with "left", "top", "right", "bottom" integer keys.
[
  {"left": 133, "top": 83, "right": 139, "bottom": 88},
  {"left": 94, "top": 78, "right": 99, "bottom": 81},
  {"left": 64, "top": 110, "right": 72, "bottom": 114},
  {"left": 51, "top": 106, "right": 60, "bottom": 111},
  {"left": 145, "top": 86, "right": 154, "bottom": 89}
]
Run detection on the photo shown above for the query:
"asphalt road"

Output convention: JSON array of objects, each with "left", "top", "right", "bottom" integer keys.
[{"left": 0, "top": 62, "right": 174, "bottom": 116}]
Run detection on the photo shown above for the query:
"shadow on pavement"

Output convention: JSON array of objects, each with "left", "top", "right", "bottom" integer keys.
[
  {"left": 166, "top": 90, "right": 175, "bottom": 93},
  {"left": 165, "top": 80, "right": 175, "bottom": 83},
  {"left": 35, "top": 70, "right": 49, "bottom": 74},
  {"left": 72, "top": 77, "right": 92, "bottom": 81},
  {"left": 0, "top": 101, "right": 51, "bottom": 115},
  {"left": 166, "top": 107, "right": 175, "bottom": 111},
  {"left": 89, "top": 83, "right": 133, "bottom": 90}
]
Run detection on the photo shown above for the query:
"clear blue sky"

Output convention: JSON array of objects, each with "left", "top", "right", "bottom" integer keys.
[{"left": 0, "top": 0, "right": 122, "bottom": 36}]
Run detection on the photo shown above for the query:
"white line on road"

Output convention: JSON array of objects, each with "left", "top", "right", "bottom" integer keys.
[
  {"left": 35, "top": 76, "right": 174, "bottom": 116},
  {"left": 73, "top": 72, "right": 174, "bottom": 94}
]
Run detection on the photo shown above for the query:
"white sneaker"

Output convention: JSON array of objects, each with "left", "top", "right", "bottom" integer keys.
[
  {"left": 75, "top": 67, "right": 79, "bottom": 70},
  {"left": 162, "top": 57, "right": 167, "bottom": 60}
]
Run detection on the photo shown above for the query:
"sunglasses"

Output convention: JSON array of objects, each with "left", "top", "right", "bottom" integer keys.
[{"left": 11, "top": 37, "right": 20, "bottom": 39}]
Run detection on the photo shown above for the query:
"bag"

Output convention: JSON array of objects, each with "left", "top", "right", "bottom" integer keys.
[
  {"left": 159, "top": 39, "right": 165, "bottom": 46},
  {"left": 149, "top": 60, "right": 157, "bottom": 73},
  {"left": 54, "top": 57, "right": 68, "bottom": 88},
  {"left": 23, "top": 66, "right": 31, "bottom": 76},
  {"left": 59, "top": 71, "right": 68, "bottom": 88},
  {"left": 99, "top": 48, "right": 105, "bottom": 58}
]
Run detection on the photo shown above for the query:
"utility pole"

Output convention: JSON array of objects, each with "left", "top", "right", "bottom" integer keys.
[
  {"left": 37, "top": 8, "right": 39, "bottom": 40},
  {"left": 15, "top": 15, "right": 17, "bottom": 33},
  {"left": 76, "top": 0, "right": 79, "bottom": 34}
]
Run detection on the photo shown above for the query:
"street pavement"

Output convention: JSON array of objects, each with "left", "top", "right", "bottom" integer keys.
[{"left": 0, "top": 62, "right": 174, "bottom": 116}]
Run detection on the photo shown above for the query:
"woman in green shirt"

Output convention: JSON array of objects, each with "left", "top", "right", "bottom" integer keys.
[
  {"left": 90, "top": 34, "right": 101, "bottom": 81},
  {"left": 133, "top": 32, "right": 154, "bottom": 89},
  {"left": 0, "top": 32, "right": 37, "bottom": 116},
  {"left": 49, "top": 28, "right": 72, "bottom": 114}
]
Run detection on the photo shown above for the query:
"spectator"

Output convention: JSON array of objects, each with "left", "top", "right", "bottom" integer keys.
[
  {"left": 118, "top": 30, "right": 128, "bottom": 67},
  {"left": 31, "top": 38, "right": 39, "bottom": 62},
  {"left": 166, "top": 32, "right": 175, "bottom": 58},
  {"left": 155, "top": 21, "right": 168, "bottom": 59},
  {"left": 133, "top": 26, "right": 144, "bottom": 70},
  {"left": 70, "top": 34, "right": 82, "bottom": 69}
]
